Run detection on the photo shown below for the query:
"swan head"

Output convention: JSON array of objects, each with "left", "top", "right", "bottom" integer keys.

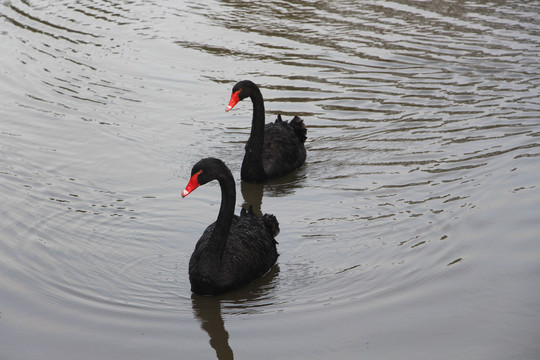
[
  {"left": 182, "top": 158, "right": 232, "bottom": 197},
  {"left": 225, "top": 80, "right": 258, "bottom": 112}
]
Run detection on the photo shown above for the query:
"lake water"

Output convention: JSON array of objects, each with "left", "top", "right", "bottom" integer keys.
[{"left": 1, "top": 0, "right": 539, "bottom": 359}]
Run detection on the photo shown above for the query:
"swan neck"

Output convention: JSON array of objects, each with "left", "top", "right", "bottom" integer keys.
[
  {"left": 212, "top": 173, "right": 236, "bottom": 254},
  {"left": 249, "top": 89, "right": 265, "bottom": 141},
  {"left": 240, "top": 87, "right": 267, "bottom": 182}
]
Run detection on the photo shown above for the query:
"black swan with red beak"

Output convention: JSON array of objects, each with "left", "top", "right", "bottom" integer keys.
[
  {"left": 226, "top": 80, "right": 307, "bottom": 183},
  {"left": 182, "top": 158, "right": 279, "bottom": 296}
]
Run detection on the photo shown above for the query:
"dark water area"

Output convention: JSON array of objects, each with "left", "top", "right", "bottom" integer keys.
[{"left": 1, "top": 0, "right": 539, "bottom": 359}]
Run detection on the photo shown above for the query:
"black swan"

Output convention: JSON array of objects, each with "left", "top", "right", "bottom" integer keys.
[
  {"left": 225, "top": 80, "right": 307, "bottom": 183},
  {"left": 182, "top": 158, "right": 279, "bottom": 296}
]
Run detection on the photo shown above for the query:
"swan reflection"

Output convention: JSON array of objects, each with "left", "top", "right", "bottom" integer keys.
[
  {"left": 191, "top": 265, "right": 280, "bottom": 359},
  {"left": 240, "top": 169, "right": 307, "bottom": 216}
]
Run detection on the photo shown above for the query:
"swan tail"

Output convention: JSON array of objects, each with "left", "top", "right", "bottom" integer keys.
[
  {"left": 262, "top": 213, "right": 280, "bottom": 238},
  {"left": 289, "top": 115, "right": 307, "bottom": 143},
  {"left": 240, "top": 206, "right": 280, "bottom": 239},
  {"left": 273, "top": 114, "right": 307, "bottom": 143}
]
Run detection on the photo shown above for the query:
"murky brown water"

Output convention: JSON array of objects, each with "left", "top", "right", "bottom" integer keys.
[{"left": 1, "top": 0, "right": 539, "bottom": 359}]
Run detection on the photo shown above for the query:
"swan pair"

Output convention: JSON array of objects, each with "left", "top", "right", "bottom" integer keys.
[{"left": 182, "top": 80, "right": 307, "bottom": 296}]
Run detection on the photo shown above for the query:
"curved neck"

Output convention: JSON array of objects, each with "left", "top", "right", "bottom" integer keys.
[
  {"left": 211, "top": 170, "right": 236, "bottom": 256},
  {"left": 249, "top": 88, "right": 265, "bottom": 143},
  {"left": 242, "top": 87, "right": 266, "bottom": 180}
]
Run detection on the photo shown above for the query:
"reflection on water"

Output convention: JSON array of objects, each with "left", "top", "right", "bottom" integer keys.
[
  {"left": 192, "top": 266, "right": 279, "bottom": 359},
  {"left": 192, "top": 296, "right": 234, "bottom": 360},
  {"left": 240, "top": 181, "right": 265, "bottom": 217},
  {"left": 240, "top": 168, "right": 307, "bottom": 216},
  {"left": 1, "top": 0, "right": 539, "bottom": 358}
]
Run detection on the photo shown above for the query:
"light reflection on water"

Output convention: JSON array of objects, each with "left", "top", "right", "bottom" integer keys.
[{"left": 1, "top": 0, "right": 539, "bottom": 359}]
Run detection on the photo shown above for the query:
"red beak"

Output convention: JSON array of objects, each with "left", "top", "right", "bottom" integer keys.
[
  {"left": 182, "top": 171, "right": 201, "bottom": 198},
  {"left": 225, "top": 90, "right": 240, "bottom": 112}
]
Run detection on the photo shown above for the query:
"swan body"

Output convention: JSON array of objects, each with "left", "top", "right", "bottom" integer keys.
[
  {"left": 226, "top": 80, "right": 307, "bottom": 183},
  {"left": 182, "top": 158, "right": 279, "bottom": 296}
]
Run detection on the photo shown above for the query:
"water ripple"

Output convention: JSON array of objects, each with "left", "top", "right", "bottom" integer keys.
[{"left": 1, "top": 0, "right": 539, "bottom": 358}]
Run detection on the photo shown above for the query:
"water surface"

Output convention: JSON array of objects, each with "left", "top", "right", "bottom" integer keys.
[{"left": 1, "top": 0, "right": 539, "bottom": 359}]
